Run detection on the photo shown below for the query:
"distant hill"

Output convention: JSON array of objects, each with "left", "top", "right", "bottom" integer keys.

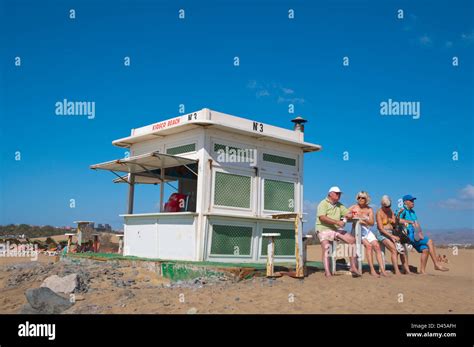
[
  {"left": 425, "top": 228, "right": 473, "bottom": 246},
  {"left": 0, "top": 224, "right": 72, "bottom": 239}
]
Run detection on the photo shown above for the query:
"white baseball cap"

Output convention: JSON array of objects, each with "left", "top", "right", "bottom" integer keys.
[{"left": 328, "top": 186, "right": 342, "bottom": 193}]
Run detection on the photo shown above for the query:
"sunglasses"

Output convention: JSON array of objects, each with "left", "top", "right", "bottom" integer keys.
[{"left": 357, "top": 196, "right": 366, "bottom": 200}]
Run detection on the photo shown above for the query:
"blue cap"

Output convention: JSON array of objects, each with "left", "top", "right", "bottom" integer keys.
[{"left": 402, "top": 194, "right": 417, "bottom": 201}]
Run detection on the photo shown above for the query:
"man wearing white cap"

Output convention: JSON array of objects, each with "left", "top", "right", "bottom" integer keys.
[{"left": 316, "top": 186, "right": 361, "bottom": 277}]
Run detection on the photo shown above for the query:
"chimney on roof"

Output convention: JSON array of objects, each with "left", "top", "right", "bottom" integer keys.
[{"left": 291, "top": 116, "right": 307, "bottom": 133}]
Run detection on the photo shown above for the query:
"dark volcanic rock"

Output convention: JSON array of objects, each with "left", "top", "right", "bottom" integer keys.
[{"left": 25, "top": 287, "right": 74, "bottom": 314}]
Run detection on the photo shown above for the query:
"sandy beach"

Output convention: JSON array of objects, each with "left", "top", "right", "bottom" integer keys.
[{"left": 0, "top": 244, "right": 472, "bottom": 314}]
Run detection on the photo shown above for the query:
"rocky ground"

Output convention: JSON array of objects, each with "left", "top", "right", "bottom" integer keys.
[
  {"left": 0, "top": 256, "right": 242, "bottom": 314},
  {"left": 0, "top": 246, "right": 472, "bottom": 314}
]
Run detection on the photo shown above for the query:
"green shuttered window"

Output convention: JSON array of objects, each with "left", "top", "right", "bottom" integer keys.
[
  {"left": 263, "top": 153, "right": 296, "bottom": 166},
  {"left": 214, "top": 172, "right": 251, "bottom": 208},
  {"left": 210, "top": 225, "right": 253, "bottom": 256},
  {"left": 166, "top": 143, "right": 196, "bottom": 155},
  {"left": 264, "top": 179, "right": 294, "bottom": 211}
]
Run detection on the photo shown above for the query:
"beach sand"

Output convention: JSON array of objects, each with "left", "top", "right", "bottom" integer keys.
[{"left": 0, "top": 245, "right": 472, "bottom": 314}]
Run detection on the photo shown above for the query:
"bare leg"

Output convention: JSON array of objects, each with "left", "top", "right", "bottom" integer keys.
[
  {"left": 420, "top": 249, "right": 429, "bottom": 274},
  {"left": 372, "top": 241, "right": 387, "bottom": 276},
  {"left": 400, "top": 253, "right": 411, "bottom": 274},
  {"left": 336, "top": 232, "right": 361, "bottom": 276},
  {"left": 320, "top": 240, "right": 332, "bottom": 277},
  {"left": 382, "top": 239, "right": 401, "bottom": 275},
  {"left": 362, "top": 239, "right": 378, "bottom": 276},
  {"left": 426, "top": 239, "right": 449, "bottom": 271}
]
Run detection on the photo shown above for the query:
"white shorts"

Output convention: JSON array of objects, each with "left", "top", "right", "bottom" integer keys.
[
  {"left": 363, "top": 231, "right": 377, "bottom": 243},
  {"left": 361, "top": 226, "right": 377, "bottom": 243}
]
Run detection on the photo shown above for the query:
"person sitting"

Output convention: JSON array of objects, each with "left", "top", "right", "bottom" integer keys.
[
  {"left": 375, "top": 195, "right": 410, "bottom": 275},
  {"left": 397, "top": 195, "right": 449, "bottom": 274},
  {"left": 349, "top": 191, "right": 387, "bottom": 277},
  {"left": 316, "top": 186, "right": 361, "bottom": 278}
]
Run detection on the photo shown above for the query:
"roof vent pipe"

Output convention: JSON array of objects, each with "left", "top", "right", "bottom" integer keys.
[{"left": 291, "top": 116, "right": 307, "bottom": 133}]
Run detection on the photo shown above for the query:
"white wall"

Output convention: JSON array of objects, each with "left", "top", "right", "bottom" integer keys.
[
  {"left": 157, "top": 216, "right": 196, "bottom": 260},
  {"left": 124, "top": 218, "right": 159, "bottom": 258},
  {"left": 124, "top": 214, "right": 198, "bottom": 261}
]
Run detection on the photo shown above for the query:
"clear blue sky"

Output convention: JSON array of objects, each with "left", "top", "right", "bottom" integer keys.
[{"left": 1, "top": 0, "right": 473, "bottom": 231}]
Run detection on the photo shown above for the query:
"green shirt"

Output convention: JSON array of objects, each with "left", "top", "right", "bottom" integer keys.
[{"left": 316, "top": 198, "right": 349, "bottom": 231}]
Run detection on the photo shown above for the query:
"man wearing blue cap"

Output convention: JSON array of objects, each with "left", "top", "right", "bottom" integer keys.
[{"left": 397, "top": 195, "right": 449, "bottom": 274}]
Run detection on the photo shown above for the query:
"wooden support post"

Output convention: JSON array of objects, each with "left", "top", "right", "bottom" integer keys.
[
  {"left": 294, "top": 215, "right": 304, "bottom": 278},
  {"left": 93, "top": 234, "right": 100, "bottom": 253},
  {"left": 127, "top": 173, "right": 135, "bottom": 214},
  {"left": 270, "top": 213, "right": 304, "bottom": 278},
  {"left": 67, "top": 235, "right": 72, "bottom": 253},
  {"left": 267, "top": 237, "right": 275, "bottom": 277},
  {"left": 77, "top": 228, "right": 82, "bottom": 247},
  {"left": 263, "top": 233, "right": 280, "bottom": 277},
  {"left": 117, "top": 235, "right": 124, "bottom": 254},
  {"left": 65, "top": 233, "right": 74, "bottom": 253}
]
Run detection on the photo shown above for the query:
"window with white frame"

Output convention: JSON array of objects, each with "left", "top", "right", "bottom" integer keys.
[
  {"left": 213, "top": 171, "right": 251, "bottom": 209},
  {"left": 263, "top": 178, "right": 295, "bottom": 212},
  {"left": 166, "top": 143, "right": 196, "bottom": 155},
  {"left": 262, "top": 153, "right": 296, "bottom": 167},
  {"left": 209, "top": 224, "right": 253, "bottom": 256}
]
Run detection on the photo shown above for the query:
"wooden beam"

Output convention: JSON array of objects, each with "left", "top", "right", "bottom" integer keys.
[{"left": 294, "top": 215, "right": 304, "bottom": 278}]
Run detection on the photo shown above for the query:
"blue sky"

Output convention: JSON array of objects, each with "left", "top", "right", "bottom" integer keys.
[{"left": 1, "top": 0, "right": 473, "bottom": 231}]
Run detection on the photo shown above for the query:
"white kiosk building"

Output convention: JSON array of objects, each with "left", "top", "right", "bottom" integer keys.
[{"left": 91, "top": 109, "right": 321, "bottom": 264}]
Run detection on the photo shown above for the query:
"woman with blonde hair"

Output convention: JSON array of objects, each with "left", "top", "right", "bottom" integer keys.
[{"left": 348, "top": 191, "right": 388, "bottom": 277}]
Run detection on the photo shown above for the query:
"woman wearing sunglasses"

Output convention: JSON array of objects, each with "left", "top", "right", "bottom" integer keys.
[{"left": 348, "top": 191, "right": 388, "bottom": 277}]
